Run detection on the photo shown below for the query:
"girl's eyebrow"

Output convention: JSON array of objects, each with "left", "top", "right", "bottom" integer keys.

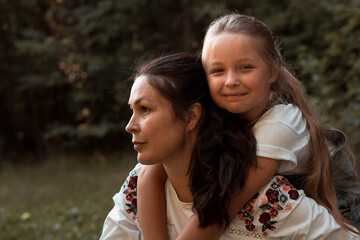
[
  {"left": 207, "top": 62, "right": 222, "bottom": 66},
  {"left": 208, "top": 58, "right": 254, "bottom": 65}
]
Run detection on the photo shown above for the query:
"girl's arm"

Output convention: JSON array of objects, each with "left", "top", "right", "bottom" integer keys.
[
  {"left": 138, "top": 164, "right": 168, "bottom": 240},
  {"left": 176, "top": 157, "right": 282, "bottom": 240}
]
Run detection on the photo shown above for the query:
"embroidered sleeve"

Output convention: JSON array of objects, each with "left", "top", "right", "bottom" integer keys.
[
  {"left": 100, "top": 164, "right": 143, "bottom": 240},
  {"left": 121, "top": 168, "right": 139, "bottom": 221},
  {"left": 236, "top": 176, "right": 300, "bottom": 238}
]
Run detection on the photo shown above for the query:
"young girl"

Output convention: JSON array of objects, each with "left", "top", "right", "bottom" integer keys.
[{"left": 138, "top": 14, "right": 360, "bottom": 239}]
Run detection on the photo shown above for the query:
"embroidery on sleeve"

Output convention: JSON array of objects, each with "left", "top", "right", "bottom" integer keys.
[
  {"left": 238, "top": 176, "right": 299, "bottom": 237},
  {"left": 122, "top": 169, "right": 138, "bottom": 221}
]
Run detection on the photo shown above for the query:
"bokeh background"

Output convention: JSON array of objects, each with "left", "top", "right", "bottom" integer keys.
[{"left": 1, "top": 0, "right": 359, "bottom": 239}]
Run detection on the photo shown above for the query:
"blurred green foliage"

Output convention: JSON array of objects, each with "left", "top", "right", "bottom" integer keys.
[{"left": 0, "top": 0, "right": 359, "bottom": 159}]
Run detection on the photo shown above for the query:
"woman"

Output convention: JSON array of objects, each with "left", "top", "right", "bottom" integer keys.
[{"left": 100, "top": 53, "right": 358, "bottom": 239}]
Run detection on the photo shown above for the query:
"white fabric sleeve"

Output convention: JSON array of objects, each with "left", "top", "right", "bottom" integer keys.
[
  {"left": 253, "top": 104, "right": 309, "bottom": 174},
  {"left": 255, "top": 121, "right": 298, "bottom": 172},
  {"left": 99, "top": 164, "right": 143, "bottom": 240}
]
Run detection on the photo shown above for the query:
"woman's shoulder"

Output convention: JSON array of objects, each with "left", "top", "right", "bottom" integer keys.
[
  {"left": 100, "top": 164, "right": 144, "bottom": 240},
  {"left": 113, "top": 163, "right": 143, "bottom": 221},
  {"left": 120, "top": 163, "right": 143, "bottom": 199}
]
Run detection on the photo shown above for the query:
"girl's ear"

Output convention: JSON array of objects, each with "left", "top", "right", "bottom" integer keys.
[
  {"left": 269, "top": 67, "right": 279, "bottom": 83},
  {"left": 186, "top": 102, "right": 202, "bottom": 132}
]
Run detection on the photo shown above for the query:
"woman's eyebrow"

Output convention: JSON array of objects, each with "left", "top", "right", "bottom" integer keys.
[{"left": 128, "top": 97, "right": 153, "bottom": 106}]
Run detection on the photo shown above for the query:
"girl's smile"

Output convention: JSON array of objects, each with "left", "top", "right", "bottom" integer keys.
[{"left": 223, "top": 92, "right": 248, "bottom": 100}]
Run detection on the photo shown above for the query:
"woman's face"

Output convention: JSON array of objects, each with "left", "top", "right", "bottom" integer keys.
[{"left": 125, "top": 76, "right": 188, "bottom": 165}]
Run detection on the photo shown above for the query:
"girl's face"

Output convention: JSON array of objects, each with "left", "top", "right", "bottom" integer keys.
[
  {"left": 203, "top": 33, "right": 277, "bottom": 122},
  {"left": 126, "top": 76, "right": 188, "bottom": 165}
]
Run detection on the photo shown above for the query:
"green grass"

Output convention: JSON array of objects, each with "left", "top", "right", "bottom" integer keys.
[{"left": 0, "top": 151, "right": 137, "bottom": 240}]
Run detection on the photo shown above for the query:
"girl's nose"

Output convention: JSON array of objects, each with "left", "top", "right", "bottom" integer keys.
[
  {"left": 125, "top": 115, "right": 139, "bottom": 133},
  {"left": 224, "top": 71, "right": 240, "bottom": 88}
]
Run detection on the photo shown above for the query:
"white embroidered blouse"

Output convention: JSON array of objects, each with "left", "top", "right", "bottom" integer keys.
[{"left": 100, "top": 164, "right": 358, "bottom": 240}]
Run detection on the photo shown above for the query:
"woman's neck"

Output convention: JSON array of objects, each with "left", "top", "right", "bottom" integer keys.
[
  {"left": 162, "top": 133, "right": 196, "bottom": 202},
  {"left": 163, "top": 127, "right": 198, "bottom": 203},
  {"left": 163, "top": 155, "right": 193, "bottom": 203}
]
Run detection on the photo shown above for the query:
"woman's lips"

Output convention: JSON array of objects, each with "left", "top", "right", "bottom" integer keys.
[{"left": 132, "top": 141, "right": 146, "bottom": 151}]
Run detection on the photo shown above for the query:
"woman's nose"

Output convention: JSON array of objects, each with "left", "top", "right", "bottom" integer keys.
[
  {"left": 125, "top": 115, "right": 139, "bottom": 133},
  {"left": 224, "top": 71, "right": 240, "bottom": 88}
]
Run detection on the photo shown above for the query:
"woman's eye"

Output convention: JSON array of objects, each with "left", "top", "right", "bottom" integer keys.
[{"left": 141, "top": 106, "right": 149, "bottom": 113}]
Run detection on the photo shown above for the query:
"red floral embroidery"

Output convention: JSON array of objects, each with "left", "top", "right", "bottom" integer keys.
[
  {"left": 128, "top": 176, "right": 138, "bottom": 190},
  {"left": 243, "top": 202, "right": 254, "bottom": 213},
  {"left": 260, "top": 197, "right": 268, "bottom": 205},
  {"left": 282, "top": 185, "right": 290, "bottom": 192},
  {"left": 266, "top": 189, "right": 279, "bottom": 204},
  {"left": 245, "top": 219, "right": 253, "bottom": 225},
  {"left": 238, "top": 175, "right": 300, "bottom": 236},
  {"left": 259, "top": 212, "right": 271, "bottom": 223},
  {"left": 123, "top": 172, "right": 139, "bottom": 219},
  {"left": 246, "top": 224, "right": 255, "bottom": 231},
  {"left": 285, "top": 203, "right": 293, "bottom": 212},
  {"left": 126, "top": 192, "right": 134, "bottom": 202},
  {"left": 269, "top": 208, "right": 279, "bottom": 218},
  {"left": 288, "top": 189, "right": 299, "bottom": 200}
]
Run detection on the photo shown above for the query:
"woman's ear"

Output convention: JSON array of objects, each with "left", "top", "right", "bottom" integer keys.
[{"left": 186, "top": 102, "right": 202, "bottom": 132}]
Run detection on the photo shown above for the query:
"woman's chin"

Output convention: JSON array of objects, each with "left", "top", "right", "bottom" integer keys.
[{"left": 136, "top": 155, "right": 156, "bottom": 165}]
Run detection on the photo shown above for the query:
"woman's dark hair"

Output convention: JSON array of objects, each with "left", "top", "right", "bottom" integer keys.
[
  {"left": 190, "top": 107, "right": 257, "bottom": 228},
  {"left": 135, "top": 53, "right": 208, "bottom": 121},
  {"left": 135, "top": 53, "right": 257, "bottom": 228}
]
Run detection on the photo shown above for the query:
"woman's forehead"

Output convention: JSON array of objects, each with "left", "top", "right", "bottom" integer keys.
[
  {"left": 129, "top": 75, "right": 174, "bottom": 111},
  {"left": 129, "top": 76, "right": 151, "bottom": 102}
]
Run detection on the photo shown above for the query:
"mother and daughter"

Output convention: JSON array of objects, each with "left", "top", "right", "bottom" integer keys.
[{"left": 100, "top": 13, "right": 360, "bottom": 239}]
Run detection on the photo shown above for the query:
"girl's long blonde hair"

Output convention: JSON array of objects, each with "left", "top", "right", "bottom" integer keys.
[{"left": 202, "top": 13, "right": 359, "bottom": 233}]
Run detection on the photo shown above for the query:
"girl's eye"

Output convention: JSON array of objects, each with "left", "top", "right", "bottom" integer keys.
[
  {"left": 210, "top": 68, "right": 224, "bottom": 74},
  {"left": 241, "top": 65, "right": 253, "bottom": 70}
]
